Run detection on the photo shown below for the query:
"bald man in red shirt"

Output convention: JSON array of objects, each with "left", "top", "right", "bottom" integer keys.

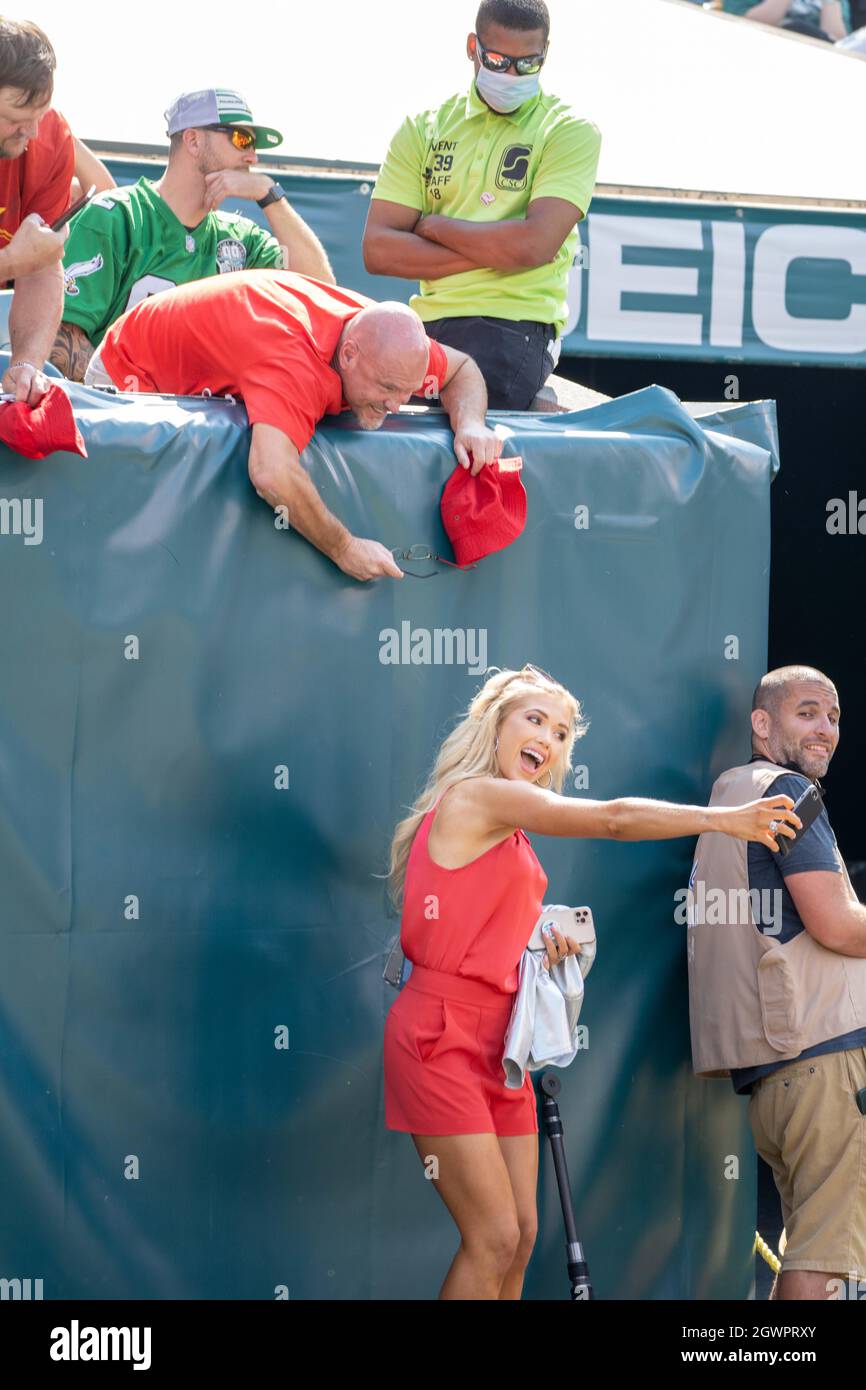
[{"left": 87, "top": 270, "right": 504, "bottom": 581}]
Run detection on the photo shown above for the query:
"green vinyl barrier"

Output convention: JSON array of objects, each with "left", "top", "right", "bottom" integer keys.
[{"left": 0, "top": 377, "right": 777, "bottom": 1299}]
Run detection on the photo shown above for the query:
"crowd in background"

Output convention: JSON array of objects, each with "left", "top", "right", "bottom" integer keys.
[{"left": 687, "top": 0, "right": 866, "bottom": 42}]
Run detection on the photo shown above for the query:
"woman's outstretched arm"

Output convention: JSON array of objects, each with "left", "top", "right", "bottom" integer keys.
[{"left": 456, "top": 777, "right": 801, "bottom": 853}]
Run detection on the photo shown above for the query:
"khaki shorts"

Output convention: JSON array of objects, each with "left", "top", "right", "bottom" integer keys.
[{"left": 749, "top": 1046, "right": 866, "bottom": 1281}]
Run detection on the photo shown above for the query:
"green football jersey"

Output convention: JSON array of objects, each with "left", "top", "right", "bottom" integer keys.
[{"left": 61, "top": 177, "right": 284, "bottom": 344}]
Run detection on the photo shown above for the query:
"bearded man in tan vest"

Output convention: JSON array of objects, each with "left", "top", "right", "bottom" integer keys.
[{"left": 687, "top": 665, "right": 866, "bottom": 1301}]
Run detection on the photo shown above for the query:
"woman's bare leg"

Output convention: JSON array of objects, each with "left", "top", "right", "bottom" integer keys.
[
  {"left": 496, "top": 1134, "right": 539, "bottom": 1300},
  {"left": 411, "top": 1132, "right": 521, "bottom": 1300}
]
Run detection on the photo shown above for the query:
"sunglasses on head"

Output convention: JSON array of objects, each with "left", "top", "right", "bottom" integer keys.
[
  {"left": 521, "top": 662, "right": 556, "bottom": 683},
  {"left": 474, "top": 34, "right": 548, "bottom": 76},
  {"left": 201, "top": 123, "right": 256, "bottom": 150}
]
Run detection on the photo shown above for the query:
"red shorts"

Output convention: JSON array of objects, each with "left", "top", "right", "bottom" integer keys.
[{"left": 383, "top": 964, "right": 539, "bottom": 1136}]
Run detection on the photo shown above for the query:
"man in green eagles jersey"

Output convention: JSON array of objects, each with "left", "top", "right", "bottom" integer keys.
[
  {"left": 363, "top": 0, "right": 601, "bottom": 410},
  {"left": 49, "top": 87, "right": 334, "bottom": 381}
]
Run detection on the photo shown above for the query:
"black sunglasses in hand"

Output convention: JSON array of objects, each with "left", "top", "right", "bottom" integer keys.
[{"left": 391, "top": 545, "right": 477, "bottom": 577}]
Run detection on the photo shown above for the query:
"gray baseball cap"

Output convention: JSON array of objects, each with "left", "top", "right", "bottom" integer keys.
[{"left": 164, "top": 87, "right": 283, "bottom": 149}]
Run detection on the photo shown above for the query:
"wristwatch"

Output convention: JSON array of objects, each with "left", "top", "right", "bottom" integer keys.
[{"left": 257, "top": 182, "right": 287, "bottom": 209}]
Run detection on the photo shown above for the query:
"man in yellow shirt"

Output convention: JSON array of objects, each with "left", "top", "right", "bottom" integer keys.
[{"left": 363, "top": 0, "right": 601, "bottom": 410}]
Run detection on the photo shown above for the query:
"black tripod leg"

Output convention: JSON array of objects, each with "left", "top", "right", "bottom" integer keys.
[{"left": 539, "top": 1071, "right": 594, "bottom": 1300}]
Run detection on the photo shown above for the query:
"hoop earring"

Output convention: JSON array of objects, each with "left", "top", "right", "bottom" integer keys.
[{"left": 537, "top": 770, "right": 552, "bottom": 789}]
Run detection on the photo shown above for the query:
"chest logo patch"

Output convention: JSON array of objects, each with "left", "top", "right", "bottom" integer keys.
[
  {"left": 216, "top": 237, "right": 248, "bottom": 273},
  {"left": 496, "top": 144, "right": 532, "bottom": 191}
]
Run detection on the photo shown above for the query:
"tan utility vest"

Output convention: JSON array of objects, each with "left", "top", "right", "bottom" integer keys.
[{"left": 686, "top": 758, "right": 866, "bottom": 1078}]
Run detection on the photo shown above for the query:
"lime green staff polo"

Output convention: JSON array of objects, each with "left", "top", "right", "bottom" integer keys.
[{"left": 371, "top": 80, "right": 601, "bottom": 336}]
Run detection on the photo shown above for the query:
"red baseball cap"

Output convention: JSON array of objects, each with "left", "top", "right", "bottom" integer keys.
[
  {"left": 440, "top": 455, "right": 526, "bottom": 567},
  {"left": 0, "top": 384, "right": 87, "bottom": 460}
]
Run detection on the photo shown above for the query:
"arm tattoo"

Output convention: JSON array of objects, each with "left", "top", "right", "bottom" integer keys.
[{"left": 49, "top": 322, "right": 96, "bottom": 383}]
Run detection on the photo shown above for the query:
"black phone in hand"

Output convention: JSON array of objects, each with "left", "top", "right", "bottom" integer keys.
[{"left": 775, "top": 782, "right": 824, "bottom": 858}]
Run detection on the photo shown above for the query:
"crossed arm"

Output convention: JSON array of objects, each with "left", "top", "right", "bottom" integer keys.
[{"left": 363, "top": 195, "right": 582, "bottom": 279}]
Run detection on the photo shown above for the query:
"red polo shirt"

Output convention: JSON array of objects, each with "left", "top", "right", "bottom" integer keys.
[
  {"left": 99, "top": 270, "right": 450, "bottom": 452},
  {"left": 0, "top": 108, "right": 74, "bottom": 284}
]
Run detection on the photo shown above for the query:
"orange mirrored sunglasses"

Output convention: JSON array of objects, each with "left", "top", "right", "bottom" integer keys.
[{"left": 201, "top": 124, "right": 256, "bottom": 150}]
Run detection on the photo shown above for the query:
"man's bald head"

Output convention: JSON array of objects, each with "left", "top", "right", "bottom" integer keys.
[
  {"left": 348, "top": 301, "right": 429, "bottom": 363},
  {"left": 336, "top": 301, "right": 432, "bottom": 430},
  {"left": 752, "top": 665, "right": 836, "bottom": 718},
  {"left": 751, "top": 665, "right": 840, "bottom": 780}
]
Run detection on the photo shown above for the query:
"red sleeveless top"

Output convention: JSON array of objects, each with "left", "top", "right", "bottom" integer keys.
[{"left": 400, "top": 789, "right": 549, "bottom": 994}]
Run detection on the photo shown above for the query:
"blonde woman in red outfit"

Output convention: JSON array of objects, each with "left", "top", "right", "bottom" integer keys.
[{"left": 384, "top": 665, "right": 800, "bottom": 1301}]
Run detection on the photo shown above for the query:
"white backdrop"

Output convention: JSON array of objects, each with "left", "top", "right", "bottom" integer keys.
[{"left": 26, "top": 0, "right": 866, "bottom": 200}]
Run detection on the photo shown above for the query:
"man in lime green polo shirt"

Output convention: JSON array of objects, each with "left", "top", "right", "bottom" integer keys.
[{"left": 363, "top": 0, "right": 601, "bottom": 410}]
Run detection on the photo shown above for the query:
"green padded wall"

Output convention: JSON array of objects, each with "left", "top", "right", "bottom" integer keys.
[{"left": 0, "top": 376, "right": 777, "bottom": 1298}]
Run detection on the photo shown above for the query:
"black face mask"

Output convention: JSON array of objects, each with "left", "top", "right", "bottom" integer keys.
[{"left": 749, "top": 751, "right": 825, "bottom": 796}]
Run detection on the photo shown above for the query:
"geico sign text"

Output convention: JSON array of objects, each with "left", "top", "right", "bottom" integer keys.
[{"left": 566, "top": 213, "right": 866, "bottom": 357}]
